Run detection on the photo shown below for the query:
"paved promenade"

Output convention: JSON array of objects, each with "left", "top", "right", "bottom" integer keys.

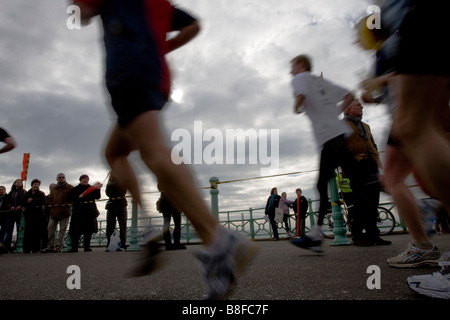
[
  {"left": 0, "top": 233, "right": 448, "bottom": 319},
  {"left": 1, "top": 233, "right": 449, "bottom": 301}
]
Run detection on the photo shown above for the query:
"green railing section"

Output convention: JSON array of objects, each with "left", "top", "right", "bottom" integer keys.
[
  {"left": 14, "top": 175, "right": 407, "bottom": 251},
  {"left": 86, "top": 199, "right": 404, "bottom": 247}
]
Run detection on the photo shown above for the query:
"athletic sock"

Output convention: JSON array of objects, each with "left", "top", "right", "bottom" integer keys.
[
  {"left": 413, "top": 241, "right": 434, "bottom": 251},
  {"left": 309, "top": 225, "right": 323, "bottom": 241}
]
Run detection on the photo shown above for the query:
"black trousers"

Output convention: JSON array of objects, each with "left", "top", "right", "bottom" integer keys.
[
  {"left": 106, "top": 205, "right": 128, "bottom": 249},
  {"left": 270, "top": 218, "right": 279, "bottom": 239},
  {"left": 162, "top": 209, "right": 182, "bottom": 246},
  {"left": 316, "top": 134, "right": 357, "bottom": 226},
  {"left": 350, "top": 159, "right": 381, "bottom": 240}
]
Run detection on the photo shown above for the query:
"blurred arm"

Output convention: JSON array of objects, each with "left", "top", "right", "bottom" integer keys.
[
  {"left": 0, "top": 136, "right": 17, "bottom": 154},
  {"left": 166, "top": 21, "right": 200, "bottom": 54}
]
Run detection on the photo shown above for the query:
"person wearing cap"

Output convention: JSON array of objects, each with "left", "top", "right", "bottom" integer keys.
[
  {"left": 343, "top": 99, "right": 390, "bottom": 246},
  {"left": 67, "top": 174, "right": 102, "bottom": 252}
]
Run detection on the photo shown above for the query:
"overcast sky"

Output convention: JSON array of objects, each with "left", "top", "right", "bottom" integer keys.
[{"left": 1, "top": 0, "right": 417, "bottom": 219}]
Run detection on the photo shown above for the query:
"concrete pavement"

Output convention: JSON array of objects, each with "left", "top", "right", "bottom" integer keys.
[{"left": 1, "top": 233, "right": 449, "bottom": 302}]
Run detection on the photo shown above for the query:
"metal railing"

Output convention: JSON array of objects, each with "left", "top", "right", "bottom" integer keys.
[
  {"left": 12, "top": 174, "right": 408, "bottom": 251},
  {"left": 86, "top": 198, "right": 404, "bottom": 247}
]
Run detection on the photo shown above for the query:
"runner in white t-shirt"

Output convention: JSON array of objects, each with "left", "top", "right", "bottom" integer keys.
[{"left": 290, "top": 54, "right": 356, "bottom": 252}]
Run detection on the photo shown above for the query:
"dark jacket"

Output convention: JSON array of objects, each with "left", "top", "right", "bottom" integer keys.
[
  {"left": 21, "top": 189, "right": 46, "bottom": 218},
  {"left": 158, "top": 192, "right": 181, "bottom": 215},
  {"left": 68, "top": 184, "right": 101, "bottom": 235},
  {"left": 0, "top": 193, "right": 11, "bottom": 225},
  {"left": 0, "top": 193, "right": 11, "bottom": 212},
  {"left": 265, "top": 194, "right": 281, "bottom": 219},
  {"left": 344, "top": 118, "right": 381, "bottom": 169},
  {"left": 105, "top": 179, "right": 127, "bottom": 210},
  {"left": 7, "top": 188, "right": 25, "bottom": 209},
  {"left": 292, "top": 195, "right": 309, "bottom": 219}
]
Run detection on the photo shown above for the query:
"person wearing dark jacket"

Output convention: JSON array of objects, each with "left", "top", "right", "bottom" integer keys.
[
  {"left": 0, "top": 185, "right": 10, "bottom": 253},
  {"left": 67, "top": 174, "right": 102, "bottom": 252},
  {"left": 292, "top": 188, "right": 309, "bottom": 237},
  {"left": 3, "top": 179, "right": 25, "bottom": 252},
  {"left": 265, "top": 187, "right": 281, "bottom": 240},
  {"left": 21, "top": 179, "right": 46, "bottom": 253},
  {"left": 105, "top": 171, "right": 128, "bottom": 251}
]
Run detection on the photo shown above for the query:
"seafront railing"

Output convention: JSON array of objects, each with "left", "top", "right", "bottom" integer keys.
[
  {"left": 14, "top": 175, "right": 408, "bottom": 252},
  {"left": 83, "top": 198, "right": 404, "bottom": 248}
]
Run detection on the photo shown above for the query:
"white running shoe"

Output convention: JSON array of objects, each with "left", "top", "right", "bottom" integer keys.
[
  {"left": 387, "top": 243, "right": 440, "bottom": 268},
  {"left": 407, "top": 262, "right": 450, "bottom": 300},
  {"left": 129, "top": 227, "right": 166, "bottom": 277},
  {"left": 196, "top": 229, "right": 257, "bottom": 300}
]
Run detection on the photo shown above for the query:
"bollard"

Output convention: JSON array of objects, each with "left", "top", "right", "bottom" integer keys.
[
  {"left": 63, "top": 234, "right": 73, "bottom": 252},
  {"left": 209, "top": 177, "right": 219, "bottom": 221},
  {"left": 127, "top": 199, "right": 140, "bottom": 251},
  {"left": 329, "top": 173, "right": 351, "bottom": 245}
]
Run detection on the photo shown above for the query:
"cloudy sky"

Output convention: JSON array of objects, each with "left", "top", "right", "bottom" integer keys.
[{"left": 0, "top": 0, "right": 412, "bottom": 219}]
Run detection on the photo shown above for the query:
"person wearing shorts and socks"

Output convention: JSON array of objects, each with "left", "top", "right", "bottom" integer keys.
[
  {"left": 73, "top": 0, "right": 255, "bottom": 299},
  {"left": 360, "top": 0, "right": 450, "bottom": 298},
  {"left": 289, "top": 54, "right": 357, "bottom": 252}
]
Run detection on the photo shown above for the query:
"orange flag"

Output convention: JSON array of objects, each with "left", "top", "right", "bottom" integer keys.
[
  {"left": 79, "top": 182, "right": 102, "bottom": 198},
  {"left": 21, "top": 153, "right": 30, "bottom": 181}
]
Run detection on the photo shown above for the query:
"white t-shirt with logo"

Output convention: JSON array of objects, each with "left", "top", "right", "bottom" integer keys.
[{"left": 292, "top": 71, "right": 351, "bottom": 147}]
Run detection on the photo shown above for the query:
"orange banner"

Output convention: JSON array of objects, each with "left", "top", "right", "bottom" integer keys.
[{"left": 21, "top": 153, "right": 30, "bottom": 181}]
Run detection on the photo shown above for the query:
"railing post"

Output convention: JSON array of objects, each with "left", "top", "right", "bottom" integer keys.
[
  {"left": 185, "top": 219, "right": 191, "bottom": 244},
  {"left": 329, "top": 173, "right": 351, "bottom": 245},
  {"left": 209, "top": 177, "right": 219, "bottom": 221},
  {"left": 127, "top": 199, "right": 140, "bottom": 251},
  {"left": 307, "top": 198, "right": 315, "bottom": 228},
  {"left": 63, "top": 234, "right": 73, "bottom": 252},
  {"left": 249, "top": 207, "right": 255, "bottom": 239}
]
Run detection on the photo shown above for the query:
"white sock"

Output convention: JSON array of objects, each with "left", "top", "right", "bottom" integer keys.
[
  {"left": 205, "top": 225, "right": 228, "bottom": 252},
  {"left": 309, "top": 225, "right": 323, "bottom": 241}
]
